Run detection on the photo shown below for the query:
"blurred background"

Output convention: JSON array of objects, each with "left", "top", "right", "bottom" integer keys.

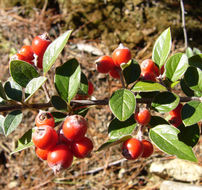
[{"left": 0, "top": 0, "right": 201, "bottom": 189}]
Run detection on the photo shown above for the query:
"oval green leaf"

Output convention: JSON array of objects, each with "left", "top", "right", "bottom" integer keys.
[
  {"left": 165, "top": 53, "right": 188, "bottom": 82},
  {"left": 152, "top": 27, "right": 172, "bottom": 68},
  {"left": 25, "top": 76, "right": 47, "bottom": 102},
  {"left": 3, "top": 110, "right": 23, "bottom": 136},
  {"left": 51, "top": 96, "right": 68, "bottom": 112},
  {"left": 149, "top": 116, "right": 169, "bottom": 128},
  {"left": 108, "top": 116, "right": 137, "bottom": 139},
  {"left": 131, "top": 81, "right": 167, "bottom": 92},
  {"left": 43, "top": 30, "right": 72, "bottom": 74},
  {"left": 151, "top": 92, "right": 180, "bottom": 113},
  {"left": 10, "top": 128, "right": 34, "bottom": 155},
  {"left": 149, "top": 125, "right": 197, "bottom": 162},
  {"left": 178, "top": 124, "right": 200, "bottom": 147},
  {"left": 188, "top": 54, "right": 202, "bottom": 70},
  {"left": 180, "top": 78, "right": 194, "bottom": 97},
  {"left": 77, "top": 72, "right": 88, "bottom": 95},
  {"left": 109, "top": 89, "right": 136, "bottom": 121},
  {"left": 55, "top": 58, "right": 81, "bottom": 102},
  {"left": 181, "top": 101, "right": 202, "bottom": 126},
  {"left": 10, "top": 60, "right": 39, "bottom": 87},
  {"left": 186, "top": 47, "right": 193, "bottom": 58}
]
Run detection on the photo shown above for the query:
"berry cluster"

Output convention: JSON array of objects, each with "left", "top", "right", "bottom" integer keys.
[
  {"left": 32, "top": 112, "right": 93, "bottom": 173},
  {"left": 95, "top": 43, "right": 131, "bottom": 79},
  {"left": 12, "top": 33, "right": 51, "bottom": 69},
  {"left": 140, "top": 59, "right": 164, "bottom": 82},
  {"left": 168, "top": 103, "right": 183, "bottom": 127}
]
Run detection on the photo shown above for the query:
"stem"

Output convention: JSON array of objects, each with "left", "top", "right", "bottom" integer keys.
[
  {"left": 180, "top": 0, "right": 188, "bottom": 49},
  {"left": 42, "top": 83, "right": 50, "bottom": 102},
  {"left": 0, "top": 96, "right": 201, "bottom": 113},
  {"left": 117, "top": 69, "right": 126, "bottom": 88}
]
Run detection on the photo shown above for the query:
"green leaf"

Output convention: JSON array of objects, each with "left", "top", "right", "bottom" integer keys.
[
  {"left": 0, "top": 115, "right": 5, "bottom": 135},
  {"left": 152, "top": 92, "right": 180, "bottom": 113},
  {"left": 77, "top": 72, "right": 88, "bottom": 95},
  {"left": 97, "top": 135, "right": 132, "bottom": 151},
  {"left": 178, "top": 124, "right": 200, "bottom": 147},
  {"left": 10, "top": 60, "right": 39, "bottom": 87},
  {"left": 149, "top": 116, "right": 169, "bottom": 128},
  {"left": 43, "top": 30, "right": 72, "bottom": 74},
  {"left": 73, "top": 106, "right": 89, "bottom": 117},
  {"left": 180, "top": 79, "right": 194, "bottom": 97},
  {"left": 0, "top": 80, "right": 7, "bottom": 100},
  {"left": 108, "top": 116, "right": 137, "bottom": 139},
  {"left": 4, "top": 78, "right": 22, "bottom": 102},
  {"left": 51, "top": 112, "right": 67, "bottom": 125},
  {"left": 55, "top": 58, "right": 81, "bottom": 102},
  {"left": 188, "top": 54, "right": 202, "bottom": 70},
  {"left": 184, "top": 66, "right": 202, "bottom": 96},
  {"left": 165, "top": 53, "right": 188, "bottom": 82},
  {"left": 152, "top": 28, "right": 172, "bottom": 68},
  {"left": 186, "top": 47, "right": 193, "bottom": 58},
  {"left": 24, "top": 76, "right": 47, "bottom": 102},
  {"left": 3, "top": 110, "right": 23, "bottom": 136},
  {"left": 51, "top": 96, "right": 68, "bottom": 112},
  {"left": 109, "top": 89, "right": 136, "bottom": 121},
  {"left": 122, "top": 59, "right": 141, "bottom": 85},
  {"left": 149, "top": 125, "right": 197, "bottom": 162},
  {"left": 131, "top": 81, "right": 167, "bottom": 92},
  {"left": 10, "top": 129, "right": 34, "bottom": 155},
  {"left": 181, "top": 101, "right": 202, "bottom": 126},
  {"left": 193, "top": 48, "right": 201, "bottom": 55}
]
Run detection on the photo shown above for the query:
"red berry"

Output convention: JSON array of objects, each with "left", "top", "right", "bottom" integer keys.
[
  {"left": 35, "top": 111, "right": 55, "bottom": 128},
  {"left": 112, "top": 43, "right": 131, "bottom": 67},
  {"left": 141, "top": 59, "right": 159, "bottom": 76},
  {"left": 14, "top": 53, "right": 34, "bottom": 65},
  {"left": 141, "top": 72, "right": 156, "bottom": 82},
  {"left": 95, "top": 55, "right": 114, "bottom": 73},
  {"left": 58, "top": 132, "right": 73, "bottom": 149},
  {"left": 62, "top": 115, "right": 88, "bottom": 141},
  {"left": 109, "top": 67, "right": 121, "bottom": 79},
  {"left": 32, "top": 33, "right": 51, "bottom": 56},
  {"left": 141, "top": 140, "right": 153, "bottom": 158},
  {"left": 88, "top": 81, "right": 94, "bottom": 96},
  {"left": 19, "top": 45, "right": 34, "bottom": 60},
  {"left": 72, "top": 137, "right": 93, "bottom": 158},
  {"left": 35, "top": 147, "right": 49, "bottom": 160},
  {"left": 32, "top": 126, "right": 58, "bottom": 150},
  {"left": 122, "top": 138, "right": 143, "bottom": 160},
  {"left": 169, "top": 116, "right": 182, "bottom": 128},
  {"left": 37, "top": 54, "right": 43, "bottom": 69},
  {"left": 135, "top": 108, "right": 151, "bottom": 125},
  {"left": 47, "top": 144, "right": 73, "bottom": 172},
  {"left": 169, "top": 103, "right": 183, "bottom": 117}
]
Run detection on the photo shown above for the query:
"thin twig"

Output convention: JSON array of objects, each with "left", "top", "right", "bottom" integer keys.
[
  {"left": 42, "top": 83, "right": 51, "bottom": 102},
  {"left": 180, "top": 0, "right": 188, "bottom": 49}
]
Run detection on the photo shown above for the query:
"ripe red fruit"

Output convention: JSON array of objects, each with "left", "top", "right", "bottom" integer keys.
[
  {"left": 19, "top": 45, "right": 34, "bottom": 60},
  {"left": 32, "top": 126, "right": 58, "bottom": 150},
  {"left": 32, "top": 33, "right": 51, "bottom": 56},
  {"left": 47, "top": 144, "right": 73, "bottom": 172},
  {"left": 135, "top": 108, "right": 151, "bottom": 125},
  {"left": 88, "top": 81, "right": 94, "bottom": 96},
  {"left": 35, "top": 147, "right": 49, "bottom": 160},
  {"left": 169, "top": 116, "right": 182, "bottom": 128},
  {"left": 141, "top": 72, "right": 156, "bottom": 82},
  {"left": 112, "top": 43, "right": 131, "bottom": 67},
  {"left": 141, "top": 59, "right": 159, "bottom": 76},
  {"left": 141, "top": 140, "right": 153, "bottom": 158},
  {"left": 122, "top": 138, "right": 143, "bottom": 160},
  {"left": 62, "top": 115, "right": 88, "bottom": 141},
  {"left": 169, "top": 103, "right": 183, "bottom": 117},
  {"left": 14, "top": 53, "right": 34, "bottom": 65},
  {"left": 109, "top": 67, "right": 121, "bottom": 79},
  {"left": 35, "top": 111, "right": 55, "bottom": 128},
  {"left": 72, "top": 137, "right": 93, "bottom": 158},
  {"left": 95, "top": 55, "right": 114, "bottom": 73}
]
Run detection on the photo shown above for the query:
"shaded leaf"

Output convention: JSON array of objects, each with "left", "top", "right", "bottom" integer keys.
[
  {"left": 188, "top": 54, "right": 202, "bottom": 70},
  {"left": 0, "top": 80, "right": 7, "bottom": 100},
  {"left": 149, "top": 116, "right": 169, "bottom": 128},
  {"left": 51, "top": 112, "right": 67, "bottom": 125},
  {"left": 51, "top": 96, "right": 68, "bottom": 112},
  {"left": 180, "top": 78, "right": 194, "bottom": 97},
  {"left": 77, "top": 72, "right": 88, "bottom": 95}
]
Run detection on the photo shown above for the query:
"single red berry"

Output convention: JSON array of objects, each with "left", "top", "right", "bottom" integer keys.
[
  {"left": 122, "top": 138, "right": 144, "bottom": 160},
  {"left": 47, "top": 144, "right": 73, "bottom": 172},
  {"left": 88, "top": 81, "right": 94, "bottom": 96},
  {"left": 62, "top": 115, "right": 88, "bottom": 141},
  {"left": 31, "top": 33, "right": 51, "bottom": 56},
  {"left": 95, "top": 55, "right": 115, "bottom": 73},
  {"left": 141, "top": 59, "right": 159, "bottom": 76},
  {"left": 36, "top": 54, "right": 43, "bottom": 69},
  {"left": 112, "top": 43, "right": 131, "bottom": 67},
  {"left": 160, "top": 65, "right": 165, "bottom": 75},
  {"left": 32, "top": 126, "right": 58, "bottom": 150},
  {"left": 109, "top": 67, "right": 121, "bottom": 79},
  {"left": 35, "top": 111, "right": 55, "bottom": 128},
  {"left": 35, "top": 147, "right": 49, "bottom": 160},
  {"left": 169, "top": 103, "right": 183, "bottom": 117},
  {"left": 141, "top": 140, "right": 153, "bottom": 158},
  {"left": 135, "top": 108, "right": 151, "bottom": 125},
  {"left": 13, "top": 53, "right": 34, "bottom": 65},
  {"left": 19, "top": 45, "right": 34, "bottom": 60},
  {"left": 72, "top": 137, "right": 93, "bottom": 158},
  {"left": 141, "top": 72, "right": 156, "bottom": 82},
  {"left": 169, "top": 116, "right": 182, "bottom": 127}
]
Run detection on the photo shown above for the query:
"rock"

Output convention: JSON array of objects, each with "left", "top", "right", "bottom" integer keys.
[
  {"left": 150, "top": 158, "right": 202, "bottom": 182},
  {"left": 160, "top": 180, "right": 202, "bottom": 190}
]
